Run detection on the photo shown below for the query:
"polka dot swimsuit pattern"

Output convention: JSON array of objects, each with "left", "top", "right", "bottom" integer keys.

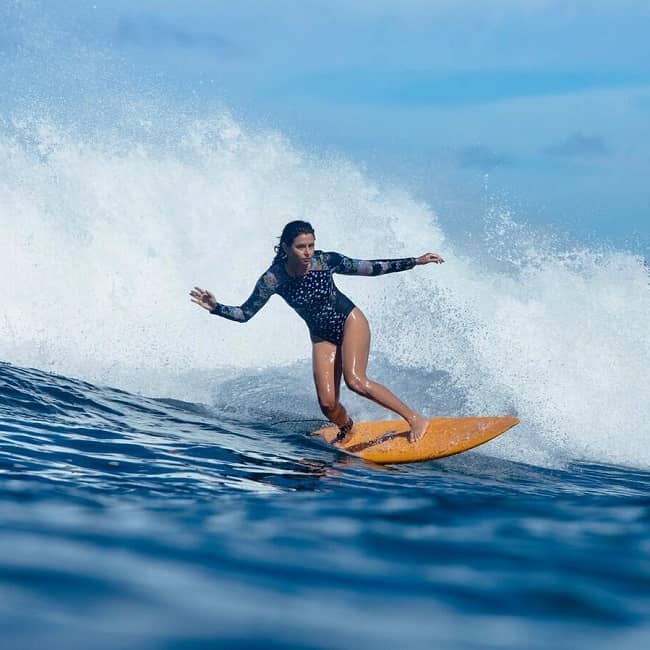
[
  {"left": 275, "top": 263, "right": 355, "bottom": 344},
  {"left": 211, "top": 251, "right": 416, "bottom": 346}
]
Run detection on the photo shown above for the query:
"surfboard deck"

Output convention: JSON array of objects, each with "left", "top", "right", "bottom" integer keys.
[{"left": 311, "top": 416, "right": 519, "bottom": 464}]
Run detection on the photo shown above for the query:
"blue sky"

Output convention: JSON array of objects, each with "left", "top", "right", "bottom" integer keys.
[{"left": 4, "top": 0, "right": 650, "bottom": 252}]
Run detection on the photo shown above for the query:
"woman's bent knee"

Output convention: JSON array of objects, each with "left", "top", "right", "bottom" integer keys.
[{"left": 344, "top": 374, "right": 370, "bottom": 396}]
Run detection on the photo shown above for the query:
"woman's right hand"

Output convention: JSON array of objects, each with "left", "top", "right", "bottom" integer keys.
[{"left": 190, "top": 287, "right": 218, "bottom": 312}]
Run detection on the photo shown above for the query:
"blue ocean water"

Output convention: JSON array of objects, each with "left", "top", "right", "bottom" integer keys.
[{"left": 1, "top": 361, "right": 649, "bottom": 649}]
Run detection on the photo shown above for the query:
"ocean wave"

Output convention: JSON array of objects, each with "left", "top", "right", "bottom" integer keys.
[{"left": 1, "top": 112, "right": 648, "bottom": 469}]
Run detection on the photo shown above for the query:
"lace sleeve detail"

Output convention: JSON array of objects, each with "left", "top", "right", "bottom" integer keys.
[
  {"left": 210, "top": 270, "right": 278, "bottom": 322},
  {"left": 325, "top": 251, "right": 416, "bottom": 276}
]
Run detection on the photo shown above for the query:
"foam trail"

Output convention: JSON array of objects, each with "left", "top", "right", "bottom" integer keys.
[{"left": 1, "top": 112, "right": 649, "bottom": 469}]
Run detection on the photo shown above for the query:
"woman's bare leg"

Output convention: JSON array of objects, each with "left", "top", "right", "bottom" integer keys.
[
  {"left": 341, "top": 308, "right": 428, "bottom": 442},
  {"left": 312, "top": 340, "right": 350, "bottom": 429}
]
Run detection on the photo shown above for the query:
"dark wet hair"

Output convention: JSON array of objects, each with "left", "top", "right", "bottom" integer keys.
[{"left": 273, "top": 220, "right": 315, "bottom": 263}]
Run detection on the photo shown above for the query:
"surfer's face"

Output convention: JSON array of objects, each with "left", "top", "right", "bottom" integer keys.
[{"left": 283, "top": 233, "right": 315, "bottom": 267}]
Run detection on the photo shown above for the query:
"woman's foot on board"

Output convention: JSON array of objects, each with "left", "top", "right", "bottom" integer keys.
[
  {"left": 408, "top": 414, "right": 429, "bottom": 443},
  {"left": 334, "top": 418, "right": 354, "bottom": 444}
]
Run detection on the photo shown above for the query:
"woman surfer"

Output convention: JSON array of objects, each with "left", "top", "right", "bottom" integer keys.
[{"left": 190, "top": 221, "right": 444, "bottom": 443}]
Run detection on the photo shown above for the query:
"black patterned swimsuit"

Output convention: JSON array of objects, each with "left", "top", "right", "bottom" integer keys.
[{"left": 210, "top": 251, "right": 416, "bottom": 345}]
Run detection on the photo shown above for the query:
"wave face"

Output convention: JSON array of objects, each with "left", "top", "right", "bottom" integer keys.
[
  {"left": 1, "top": 361, "right": 649, "bottom": 650},
  {"left": 1, "top": 107, "right": 649, "bottom": 470}
]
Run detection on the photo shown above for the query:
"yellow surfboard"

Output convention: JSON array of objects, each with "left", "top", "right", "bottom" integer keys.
[{"left": 312, "top": 416, "right": 519, "bottom": 464}]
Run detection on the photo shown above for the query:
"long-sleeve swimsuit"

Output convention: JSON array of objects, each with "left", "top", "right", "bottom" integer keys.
[{"left": 210, "top": 251, "right": 416, "bottom": 346}]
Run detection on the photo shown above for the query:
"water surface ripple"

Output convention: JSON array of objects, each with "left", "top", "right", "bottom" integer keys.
[{"left": 1, "top": 362, "right": 649, "bottom": 649}]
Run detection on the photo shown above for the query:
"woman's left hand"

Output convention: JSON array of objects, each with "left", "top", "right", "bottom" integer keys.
[{"left": 416, "top": 253, "right": 445, "bottom": 265}]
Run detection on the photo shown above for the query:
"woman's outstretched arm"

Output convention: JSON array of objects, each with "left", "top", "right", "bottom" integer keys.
[
  {"left": 326, "top": 251, "right": 444, "bottom": 276},
  {"left": 190, "top": 271, "right": 277, "bottom": 322}
]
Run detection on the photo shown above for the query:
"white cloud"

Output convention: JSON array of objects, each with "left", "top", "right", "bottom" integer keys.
[{"left": 543, "top": 132, "right": 611, "bottom": 158}]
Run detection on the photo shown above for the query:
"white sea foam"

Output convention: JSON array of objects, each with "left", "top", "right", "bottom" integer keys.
[{"left": 1, "top": 112, "right": 648, "bottom": 469}]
